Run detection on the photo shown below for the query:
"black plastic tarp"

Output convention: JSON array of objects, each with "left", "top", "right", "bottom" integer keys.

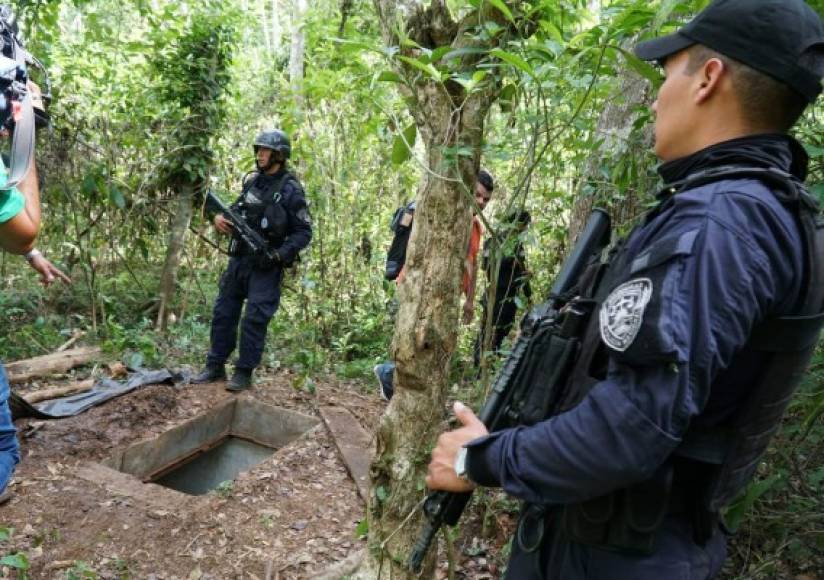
[{"left": 10, "top": 368, "right": 188, "bottom": 420}]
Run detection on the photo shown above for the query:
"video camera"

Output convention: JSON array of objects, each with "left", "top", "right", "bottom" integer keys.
[
  {"left": 0, "top": 5, "right": 49, "bottom": 128},
  {"left": 0, "top": 5, "right": 50, "bottom": 188}
]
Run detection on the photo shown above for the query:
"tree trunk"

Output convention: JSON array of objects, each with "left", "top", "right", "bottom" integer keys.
[
  {"left": 260, "top": 0, "right": 272, "bottom": 53},
  {"left": 339, "top": 0, "right": 354, "bottom": 36},
  {"left": 289, "top": 0, "right": 307, "bottom": 111},
  {"left": 569, "top": 50, "right": 655, "bottom": 241},
  {"left": 156, "top": 184, "right": 195, "bottom": 331},
  {"left": 356, "top": 2, "right": 509, "bottom": 577},
  {"left": 271, "top": 0, "right": 282, "bottom": 54},
  {"left": 358, "top": 93, "right": 488, "bottom": 580}
]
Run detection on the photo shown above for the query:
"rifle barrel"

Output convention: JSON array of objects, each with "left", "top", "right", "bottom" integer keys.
[{"left": 549, "top": 208, "right": 610, "bottom": 301}]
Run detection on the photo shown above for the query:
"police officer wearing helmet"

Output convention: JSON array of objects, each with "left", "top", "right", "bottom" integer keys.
[
  {"left": 193, "top": 129, "right": 312, "bottom": 391},
  {"left": 425, "top": 1, "right": 824, "bottom": 578}
]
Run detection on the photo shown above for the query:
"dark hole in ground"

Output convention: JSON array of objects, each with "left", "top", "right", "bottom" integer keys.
[
  {"left": 103, "top": 398, "right": 319, "bottom": 496},
  {"left": 153, "top": 436, "right": 276, "bottom": 495}
]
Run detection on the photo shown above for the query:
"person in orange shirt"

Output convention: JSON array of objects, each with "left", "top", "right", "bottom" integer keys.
[
  {"left": 375, "top": 170, "right": 494, "bottom": 401},
  {"left": 462, "top": 169, "right": 494, "bottom": 324}
]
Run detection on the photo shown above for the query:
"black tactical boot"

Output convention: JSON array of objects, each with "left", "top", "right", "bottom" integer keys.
[
  {"left": 191, "top": 364, "right": 226, "bottom": 384},
  {"left": 226, "top": 368, "right": 253, "bottom": 392}
]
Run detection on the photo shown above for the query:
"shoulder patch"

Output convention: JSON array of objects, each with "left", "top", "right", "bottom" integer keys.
[{"left": 600, "top": 278, "right": 653, "bottom": 352}]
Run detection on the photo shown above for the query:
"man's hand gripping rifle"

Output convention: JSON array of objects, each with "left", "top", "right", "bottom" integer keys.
[
  {"left": 205, "top": 190, "right": 280, "bottom": 264},
  {"left": 408, "top": 209, "right": 611, "bottom": 572}
]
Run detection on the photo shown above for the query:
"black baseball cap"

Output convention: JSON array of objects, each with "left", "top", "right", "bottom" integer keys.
[
  {"left": 635, "top": 0, "right": 824, "bottom": 103},
  {"left": 478, "top": 169, "right": 494, "bottom": 192}
]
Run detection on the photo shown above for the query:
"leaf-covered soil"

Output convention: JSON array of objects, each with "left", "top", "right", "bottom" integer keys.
[{"left": 2, "top": 368, "right": 511, "bottom": 579}]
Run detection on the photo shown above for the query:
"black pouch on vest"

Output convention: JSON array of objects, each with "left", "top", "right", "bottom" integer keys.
[
  {"left": 562, "top": 462, "right": 673, "bottom": 554},
  {"left": 261, "top": 200, "right": 288, "bottom": 247}
]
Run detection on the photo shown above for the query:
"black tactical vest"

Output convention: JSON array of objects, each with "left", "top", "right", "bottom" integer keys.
[
  {"left": 557, "top": 167, "right": 824, "bottom": 553},
  {"left": 228, "top": 171, "right": 291, "bottom": 256}
]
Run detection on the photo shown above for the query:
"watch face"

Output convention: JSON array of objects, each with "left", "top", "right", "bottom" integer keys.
[{"left": 454, "top": 447, "right": 468, "bottom": 478}]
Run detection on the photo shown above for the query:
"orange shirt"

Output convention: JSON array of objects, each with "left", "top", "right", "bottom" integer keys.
[{"left": 462, "top": 215, "right": 483, "bottom": 296}]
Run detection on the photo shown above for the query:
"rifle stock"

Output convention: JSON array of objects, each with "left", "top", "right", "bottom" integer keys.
[{"left": 407, "top": 209, "right": 610, "bottom": 573}]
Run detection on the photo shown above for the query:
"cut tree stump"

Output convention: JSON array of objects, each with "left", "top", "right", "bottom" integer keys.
[
  {"left": 5, "top": 346, "right": 101, "bottom": 383},
  {"left": 319, "top": 406, "right": 374, "bottom": 503},
  {"left": 22, "top": 379, "right": 96, "bottom": 404}
]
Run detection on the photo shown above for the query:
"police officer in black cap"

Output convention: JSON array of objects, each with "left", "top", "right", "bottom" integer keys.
[
  {"left": 425, "top": 1, "right": 824, "bottom": 578},
  {"left": 193, "top": 129, "right": 312, "bottom": 391}
]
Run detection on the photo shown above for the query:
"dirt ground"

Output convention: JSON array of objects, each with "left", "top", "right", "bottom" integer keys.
[{"left": 2, "top": 368, "right": 510, "bottom": 579}]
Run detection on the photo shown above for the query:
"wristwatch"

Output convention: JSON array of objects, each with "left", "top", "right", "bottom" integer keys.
[{"left": 454, "top": 446, "right": 472, "bottom": 483}]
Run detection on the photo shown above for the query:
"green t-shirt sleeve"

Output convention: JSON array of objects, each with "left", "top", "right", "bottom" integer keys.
[{"left": 0, "top": 161, "right": 24, "bottom": 224}]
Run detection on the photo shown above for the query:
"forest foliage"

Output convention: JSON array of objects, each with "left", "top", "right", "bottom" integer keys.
[{"left": 0, "top": 0, "right": 822, "bottom": 577}]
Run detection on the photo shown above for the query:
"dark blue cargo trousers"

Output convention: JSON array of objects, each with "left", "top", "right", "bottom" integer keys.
[
  {"left": 206, "top": 256, "right": 283, "bottom": 370},
  {"left": 0, "top": 364, "right": 20, "bottom": 493}
]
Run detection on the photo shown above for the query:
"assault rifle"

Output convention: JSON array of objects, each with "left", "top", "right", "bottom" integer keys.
[
  {"left": 205, "top": 189, "right": 280, "bottom": 263},
  {"left": 408, "top": 209, "right": 611, "bottom": 572}
]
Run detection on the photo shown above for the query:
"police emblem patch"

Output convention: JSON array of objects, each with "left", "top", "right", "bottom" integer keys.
[{"left": 600, "top": 278, "right": 653, "bottom": 352}]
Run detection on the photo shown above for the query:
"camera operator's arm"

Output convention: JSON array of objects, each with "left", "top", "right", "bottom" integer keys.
[
  {"left": 0, "top": 158, "right": 39, "bottom": 253},
  {"left": 25, "top": 249, "right": 70, "bottom": 286}
]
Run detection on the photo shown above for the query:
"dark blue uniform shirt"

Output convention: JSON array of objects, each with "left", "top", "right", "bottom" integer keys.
[{"left": 466, "top": 163, "right": 804, "bottom": 504}]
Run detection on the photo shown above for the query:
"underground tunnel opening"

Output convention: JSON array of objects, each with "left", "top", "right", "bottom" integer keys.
[{"left": 103, "top": 398, "right": 319, "bottom": 495}]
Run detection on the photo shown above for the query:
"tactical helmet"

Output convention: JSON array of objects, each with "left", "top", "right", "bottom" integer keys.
[{"left": 253, "top": 129, "right": 291, "bottom": 159}]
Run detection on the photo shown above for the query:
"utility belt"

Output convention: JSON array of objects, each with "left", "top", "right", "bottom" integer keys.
[{"left": 516, "top": 457, "right": 720, "bottom": 558}]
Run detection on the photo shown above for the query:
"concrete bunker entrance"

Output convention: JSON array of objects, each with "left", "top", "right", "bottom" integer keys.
[{"left": 104, "top": 399, "right": 318, "bottom": 495}]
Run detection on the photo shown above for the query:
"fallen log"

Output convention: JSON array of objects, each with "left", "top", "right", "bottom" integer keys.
[
  {"left": 5, "top": 346, "right": 101, "bottom": 383},
  {"left": 55, "top": 330, "right": 85, "bottom": 353},
  {"left": 22, "top": 379, "right": 96, "bottom": 404}
]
